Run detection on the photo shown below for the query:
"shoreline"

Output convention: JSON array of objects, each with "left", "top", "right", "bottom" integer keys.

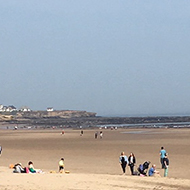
[
  {"left": 2, "top": 115, "right": 190, "bottom": 129},
  {"left": 1, "top": 122, "right": 190, "bottom": 130}
]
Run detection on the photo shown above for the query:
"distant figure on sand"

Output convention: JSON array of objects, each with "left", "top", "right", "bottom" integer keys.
[
  {"left": 80, "top": 130, "right": 84, "bottom": 136},
  {"left": 100, "top": 131, "right": 103, "bottom": 139},
  {"left": 59, "top": 158, "right": 64, "bottom": 172},
  {"left": 61, "top": 130, "right": 65, "bottom": 135},
  {"left": 0, "top": 145, "right": 2, "bottom": 155},
  {"left": 160, "top": 147, "right": 166, "bottom": 169},
  {"left": 163, "top": 153, "right": 169, "bottom": 177},
  {"left": 148, "top": 164, "right": 160, "bottom": 177},
  {"left": 95, "top": 132, "right": 98, "bottom": 139},
  {"left": 119, "top": 152, "right": 128, "bottom": 174},
  {"left": 128, "top": 152, "right": 136, "bottom": 175}
]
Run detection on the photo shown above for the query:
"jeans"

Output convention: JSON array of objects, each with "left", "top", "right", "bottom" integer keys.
[
  {"left": 160, "top": 158, "right": 164, "bottom": 169},
  {"left": 121, "top": 162, "right": 127, "bottom": 173},
  {"left": 164, "top": 167, "right": 168, "bottom": 177},
  {"left": 129, "top": 163, "right": 134, "bottom": 175}
]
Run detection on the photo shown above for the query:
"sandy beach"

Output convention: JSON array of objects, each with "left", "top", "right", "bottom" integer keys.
[{"left": 0, "top": 128, "right": 190, "bottom": 189}]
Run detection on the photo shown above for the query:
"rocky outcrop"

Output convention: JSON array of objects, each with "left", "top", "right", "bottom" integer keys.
[
  {"left": 1, "top": 111, "right": 190, "bottom": 129},
  {"left": 16, "top": 110, "right": 96, "bottom": 119},
  {"left": 0, "top": 115, "right": 14, "bottom": 121}
]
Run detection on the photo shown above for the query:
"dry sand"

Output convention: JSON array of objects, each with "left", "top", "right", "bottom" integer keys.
[{"left": 0, "top": 128, "right": 190, "bottom": 189}]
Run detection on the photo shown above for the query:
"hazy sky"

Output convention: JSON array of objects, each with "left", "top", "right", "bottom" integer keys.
[{"left": 1, "top": 1, "right": 190, "bottom": 116}]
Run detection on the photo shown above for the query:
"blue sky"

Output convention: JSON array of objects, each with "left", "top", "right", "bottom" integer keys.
[{"left": 1, "top": 1, "right": 190, "bottom": 116}]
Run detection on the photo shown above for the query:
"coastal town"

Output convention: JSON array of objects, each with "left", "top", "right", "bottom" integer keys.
[{"left": 0, "top": 104, "right": 31, "bottom": 112}]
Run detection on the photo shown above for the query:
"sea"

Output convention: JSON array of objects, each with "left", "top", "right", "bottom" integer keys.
[{"left": 97, "top": 121, "right": 190, "bottom": 129}]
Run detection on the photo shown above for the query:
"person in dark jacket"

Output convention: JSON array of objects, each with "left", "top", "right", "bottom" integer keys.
[
  {"left": 163, "top": 153, "right": 169, "bottom": 177},
  {"left": 13, "top": 163, "right": 26, "bottom": 173},
  {"left": 128, "top": 152, "right": 136, "bottom": 175}
]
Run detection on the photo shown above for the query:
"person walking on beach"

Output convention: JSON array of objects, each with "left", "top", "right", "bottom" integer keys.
[
  {"left": 160, "top": 147, "right": 166, "bottom": 169},
  {"left": 100, "top": 131, "right": 103, "bottom": 139},
  {"left": 61, "top": 130, "right": 65, "bottom": 135},
  {"left": 80, "top": 130, "right": 84, "bottom": 136},
  {"left": 59, "top": 158, "right": 64, "bottom": 172},
  {"left": 128, "top": 152, "right": 136, "bottom": 175},
  {"left": 95, "top": 131, "right": 98, "bottom": 139},
  {"left": 163, "top": 153, "right": 169, "bottom": 177},
  {"left": 119, "top": 152, "right": 128, "bottom": 174}
]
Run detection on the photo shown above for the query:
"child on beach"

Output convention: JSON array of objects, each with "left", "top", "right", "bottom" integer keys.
[{"left": 59, "top": 158, "right": 64, "bottom": 172}]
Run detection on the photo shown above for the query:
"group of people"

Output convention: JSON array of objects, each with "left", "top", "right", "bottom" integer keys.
[
  {"left": 94, "top": 131, "right": 103, "bottom": 139},
  {"left": 12, "top": 146, "right": 169, "bottom": 177},
  {"left": 119, "top": 152, "right": 136, "bottom": 175},
  {"left": 119, "top": 146, "right": 169, "bottom": 177},
  {"left": 13, "top": 161, "right": 42, "bottom": 173},
  {"left": 13, "top": 158, "right": 65, "bottom": 174}
]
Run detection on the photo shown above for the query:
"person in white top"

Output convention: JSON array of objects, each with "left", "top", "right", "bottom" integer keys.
[{"left": 128, "top": 152, "right": 136, "bottom": 175}]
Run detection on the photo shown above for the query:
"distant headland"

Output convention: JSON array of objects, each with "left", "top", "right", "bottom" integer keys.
[
  {"left": 1, "top": 105, "right": 190, "bottom": 129},
  {"left": 0, "top": 104, "right": 96, "bottom": 122}
]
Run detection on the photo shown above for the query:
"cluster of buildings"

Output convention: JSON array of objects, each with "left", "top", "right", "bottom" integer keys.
[
  {"left": 0, "top": 104, "right": 31, "bottom": 113},
  {"left": 0, "top": 104, "right": 54, "bottom": 113}
]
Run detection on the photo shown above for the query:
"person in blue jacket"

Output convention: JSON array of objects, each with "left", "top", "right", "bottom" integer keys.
[
  {"left": 160, "top": 147, "right": 166, "bottom": 169},
  {"left": 119, "top": 152, "right": 128, "bottom": 174},
  {"left": 148, "top": 164, "right": 160, "bottom": 176}
]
